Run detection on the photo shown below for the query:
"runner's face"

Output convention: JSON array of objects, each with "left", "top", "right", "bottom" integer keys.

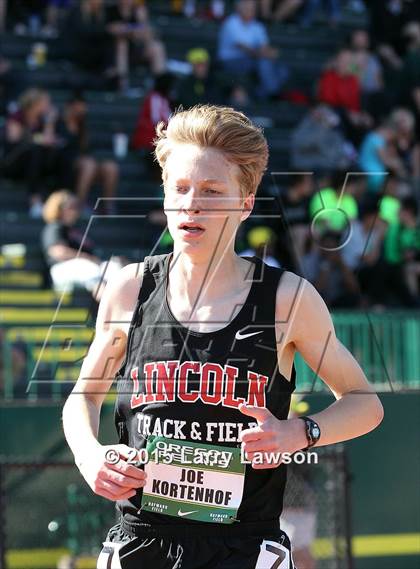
[{"left": 164, "top": 144, "right": 253, "bottom": 257}]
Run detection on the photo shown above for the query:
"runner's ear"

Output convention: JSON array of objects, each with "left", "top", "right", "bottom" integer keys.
[{"left": 240, "top": 192, "right": 255, "bottom": 222}]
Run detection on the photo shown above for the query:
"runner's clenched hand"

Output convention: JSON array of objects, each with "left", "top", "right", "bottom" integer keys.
[{"left": 239, "top": 404, "right": 307, "bottom": 469}]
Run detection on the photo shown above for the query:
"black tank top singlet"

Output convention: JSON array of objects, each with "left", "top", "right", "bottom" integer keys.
[{"left": 113, "top": 252, "right": 296, "bottom": 536}]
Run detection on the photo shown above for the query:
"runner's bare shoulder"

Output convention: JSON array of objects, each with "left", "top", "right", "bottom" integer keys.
[{"left": 96, "top": 262, "right": 144, "bottom": 336}]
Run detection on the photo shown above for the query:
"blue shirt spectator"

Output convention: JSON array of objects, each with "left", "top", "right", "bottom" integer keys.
[
  {"left": 218, "top": 13, "right": 268, "bottom": 61},
  {"left": 217, "top": 0, "right": 288, "bottom": 100},
  {"left": 358, "top": 131, "right": 388, "bottom": 192}
]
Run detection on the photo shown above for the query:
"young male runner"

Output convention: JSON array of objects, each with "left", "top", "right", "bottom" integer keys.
[{"left": 62, "top": 105, "right": 384, "bottom": 569}]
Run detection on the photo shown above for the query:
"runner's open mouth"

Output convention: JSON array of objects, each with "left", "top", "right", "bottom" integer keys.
[{"left": 178, "top": 223, "right": 205, "bottom": 233}]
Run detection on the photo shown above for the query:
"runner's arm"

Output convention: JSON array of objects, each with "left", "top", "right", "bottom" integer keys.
[
  {"left": 62, "top": 263, "right": 143, "bottom": 464},
  {"left": 278, "top": 274, "right": 384, "bottom": 447}
]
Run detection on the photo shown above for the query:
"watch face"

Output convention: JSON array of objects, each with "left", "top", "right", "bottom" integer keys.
[{"left": 312, "top": 426, "right": 320, "bottom": 438}]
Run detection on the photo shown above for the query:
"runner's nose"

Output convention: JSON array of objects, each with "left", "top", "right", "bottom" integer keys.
[{"left": 182, "top": 188, "right": 202, "bottom": 214}]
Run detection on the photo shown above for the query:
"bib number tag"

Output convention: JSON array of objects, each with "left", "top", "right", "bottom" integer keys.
[
  {"left": 141, "top": 436, "right": 245, "bottom": 524},
  {"left": 256, "top": 540, "right": 292, "bottom": 569},
  {"left": 96, "top": 541, "right": 123, "bottom": 569}
]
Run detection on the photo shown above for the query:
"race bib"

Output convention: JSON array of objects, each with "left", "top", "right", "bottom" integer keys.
[{"left": 141, "top": 436, "right": 245, "bottom": 524}]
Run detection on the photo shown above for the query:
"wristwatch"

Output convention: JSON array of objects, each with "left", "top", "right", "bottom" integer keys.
[{"left": 299, "top": 416, "right": 321, "bottom": 449}]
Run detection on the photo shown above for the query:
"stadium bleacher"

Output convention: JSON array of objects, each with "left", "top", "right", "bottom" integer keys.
[{"left": 2, "top": 1, "right": 419, "bottom": 400}]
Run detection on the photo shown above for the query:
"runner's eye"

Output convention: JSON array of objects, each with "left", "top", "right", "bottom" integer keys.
[
  {"left": 175, "top": 186, "right": 189, "bottom": 193},
  {"left": 203, "top": 188, "right": 220, "bottom": 194}
]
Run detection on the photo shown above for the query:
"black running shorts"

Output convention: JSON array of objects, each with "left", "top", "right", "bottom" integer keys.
[{"left": 97, "top": 520, "right": 296, "bottom": 569}]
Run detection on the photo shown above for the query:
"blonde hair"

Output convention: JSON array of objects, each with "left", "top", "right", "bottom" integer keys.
[
  {"left": 18, "top": 88, "right": 48, "bottom": 112},
  {"left": 43, "top": 190, "right": 76, "bottom": 224},
  {"left": 389, "top": 108, "right": 415, "bottom": 131},
  {"left": 154, "top": 104, "right": 269, "bottom": 198}
]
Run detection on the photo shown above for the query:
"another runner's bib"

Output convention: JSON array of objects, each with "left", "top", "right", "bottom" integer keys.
[{"left": 141, "top": 436, "right": 245, "bottom": 524}]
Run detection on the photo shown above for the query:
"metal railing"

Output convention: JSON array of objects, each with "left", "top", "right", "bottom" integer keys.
[{"left": 295, "top": 311, "right": 420, "bottom": 393}]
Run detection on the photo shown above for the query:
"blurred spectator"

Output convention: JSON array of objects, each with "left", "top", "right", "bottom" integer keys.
[
  {"left": 239, "top": 226, "right": 281, "bottom": 267},
  {"left": 56, "top": 93, "right": 119, "bottom": 214},
  {"left": 343, "top": 200, "right": 390, "bottom": 306},
  {"left": 280, "top": 174, "right": 314, "bottom": 269},
  {"left": 132, "top": 72, "right": 174, "bottom": 176},
  {"left": 366, "top": 0, "right": 420, "bottom": 68},
  {"left": 170, "top": 0, "right": 183, "bottom": 14},
  {"left": 259, "top": 0, "right": 303, "bottom": 23},
  {"left": 358, "top": 115, "right": 407, "bottom": 194},
  {"left": 349, "top": 28, "right": 387, "bottom": 119},
  {"left": 318, "top": 47, "right": 373, "bottom": 145},
  {"left": 391, "top": 107, "right": 420, "bottom": 184},
  {"left": 209, "top": 0, "right": 226, "bottom": 20},
  {"left": 300, "top": 0, "right": 341, "bottom": 28},
  {"left": 41, "top": 190, "right": 127, "bottom": 301},
  {"left": 291, "top": 104, "right": 354, "bottom": 172},
  {"left": 398, "top": 21, "right": 420, "bottom": 141},
  {"left": 318, "top": 48, "right": 361, "bottom": 112},
  {"left": 354, "top": 195, "right": 419, "bottom": 308},
  {"left": 63, "top": 0, "right": 168, "bottom": 90},
  {"left": 169, "top": 0, "right": 226, "bottom": 20},
  {"left": 8, "top": 0, "right": 71, "bottom": 36},
  {"left": 309, "top": 170, "right": 359, "bottom": 234},
  {"left": 350, "top": 28, "right": 383, "bottom": 94},
  {"left": 228, "top": 82, "right": 251, "bottom": 109},
  {"left": 183, "top": 0, "right": 196, "bottom": 18},
  {"left": 44, "top": 0, "right": 72, "bottom": 36},
  {"left": 0, "top": 51, "right": 12, "bottom": 113},
  {"left": 378, "top": 174, "right": 403, "bottom": 225},
  {"left": 1, "top": 88, "right": 67, "bottom": 216},
  {"left": 106, "top": 0, "right": 167, "bottom": 90},
  {"left": 0, "top": 328, "right": 30, "bottom": 398},
  {"left": 8, "top": 331, "right": 30, "bottom": 397},
  {"left": 8, "top": 0, "right": 45, "bottom": 34},
  {"left": 176, "top": 48, "right": 223, "bottom": 108},
  {"left": 218, "top": 0, "right": 289, "bottom": 100},
  {"left": 63, "top": 0, "right": 118, "bottom": 89},
  {"left": 341, "top": 197, "right": 386, "bottom": 272},
  {"left": 383, "top": 196, "right": 420, "bottom": 303},
  {"left": 302, "top": 230, "right": 361, "bottom": 308}
]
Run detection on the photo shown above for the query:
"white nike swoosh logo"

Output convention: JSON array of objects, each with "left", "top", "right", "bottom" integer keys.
[
  {"left": 177, "top": 509, "right": 198, "bottom": 517},
  {"left": 235, "top": 330, "right": 264, "bottom": 340}
]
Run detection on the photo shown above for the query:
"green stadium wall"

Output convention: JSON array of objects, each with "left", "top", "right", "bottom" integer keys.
[{"left": 0, "top": 393, "right": 419, "bottom": 568}]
